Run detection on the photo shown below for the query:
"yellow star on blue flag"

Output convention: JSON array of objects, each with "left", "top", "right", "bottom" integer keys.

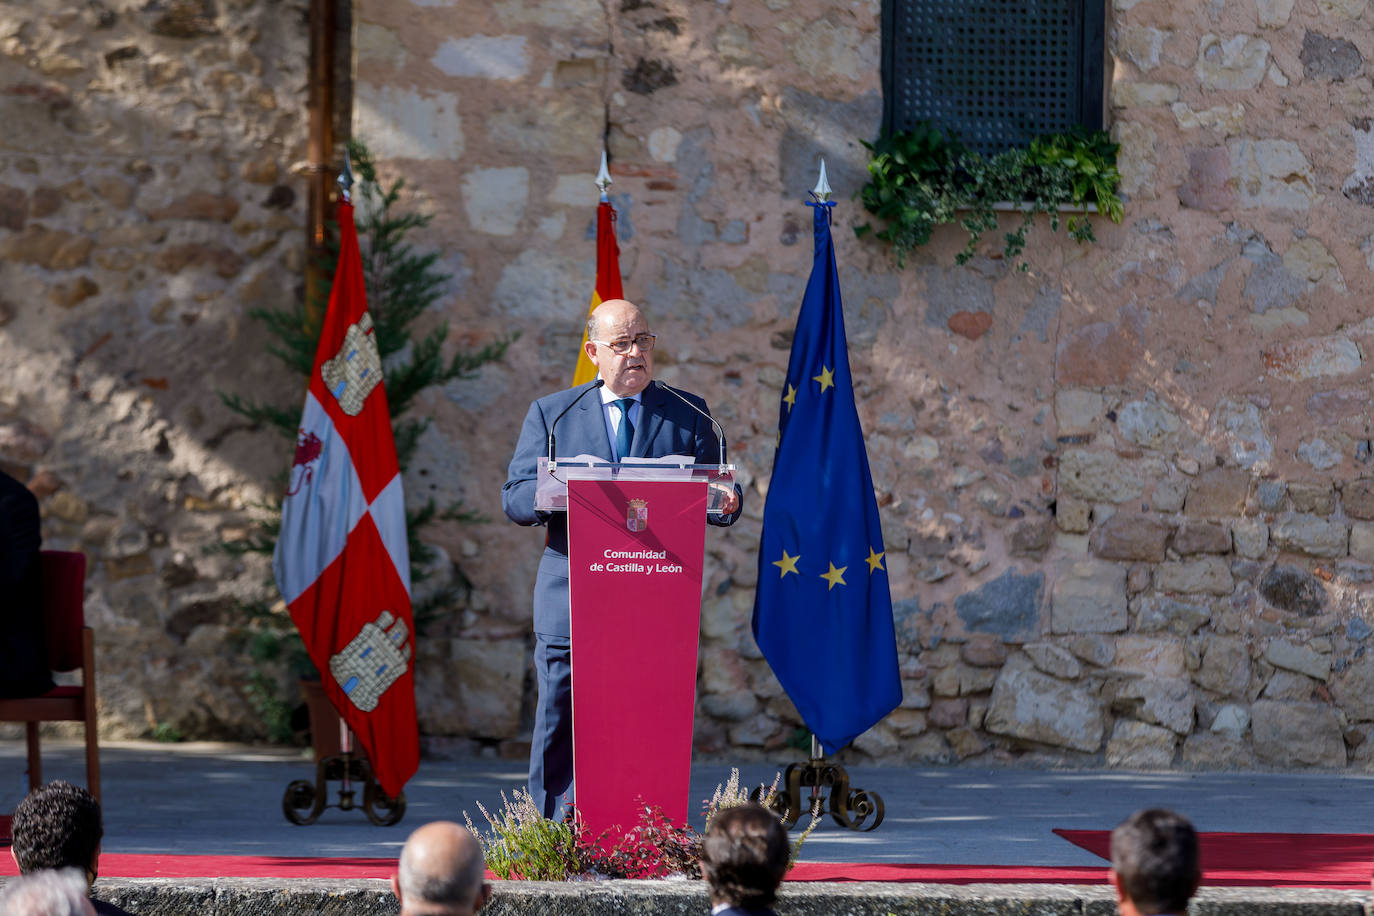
[{"left": 752, "top": 197, "right": 901, "bottom": 756}]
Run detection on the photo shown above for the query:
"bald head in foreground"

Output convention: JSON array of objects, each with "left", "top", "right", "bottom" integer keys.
[
  {"left": 391, "top": 821, "right": 490, "bottom": 916},
  {"left": 1109, "top": 808, "right": 1200, "bottom": 916}
]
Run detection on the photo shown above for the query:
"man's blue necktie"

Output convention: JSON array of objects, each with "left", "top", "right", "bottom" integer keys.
[{"left": 615, "top": 398, "right": 634, "bottom": 460}]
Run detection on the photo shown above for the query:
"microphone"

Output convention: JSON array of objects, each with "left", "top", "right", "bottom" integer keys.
[
  {"left": 548, "top": 379, "right": 604, "bottom": 469},
  {"left": 655, "top": 379, "right": 727, "bottom": 467}
]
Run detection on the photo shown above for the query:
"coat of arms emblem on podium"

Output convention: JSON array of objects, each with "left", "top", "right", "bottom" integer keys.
[{"left": 626, "top": 498, "right": 648, "bottom": 532}]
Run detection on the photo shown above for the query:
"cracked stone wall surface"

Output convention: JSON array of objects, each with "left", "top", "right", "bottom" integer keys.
[{"left": 8, "top": 0, "right": 1374, "bottom": 773}]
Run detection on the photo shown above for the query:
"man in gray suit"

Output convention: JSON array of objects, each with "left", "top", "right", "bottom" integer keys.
[{"left": 503, "top": 299, "right": 742, "bottom": 820}]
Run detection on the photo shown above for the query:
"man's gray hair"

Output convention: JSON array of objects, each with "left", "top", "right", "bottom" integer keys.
[
  {"left": 0, "top": 867, "right": 94, "bottom": 916},
  {"left": 397, "top": 840, "right": 485, "bottom": 910}
]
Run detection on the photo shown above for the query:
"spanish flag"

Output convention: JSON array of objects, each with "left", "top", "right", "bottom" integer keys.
[{"left": 572, "top": 198, "right": 623, "bottom": 386}]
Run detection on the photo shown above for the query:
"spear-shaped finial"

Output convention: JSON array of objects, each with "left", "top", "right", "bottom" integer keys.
[
  {"left": 337, "top": 148, "right": 354, "bottom": 203},
  {"left": 595, "top": 149, "right": 612, "bottom": 202},
  {"left": 811, "top": 158, "right": 832, "bottom": 202}
]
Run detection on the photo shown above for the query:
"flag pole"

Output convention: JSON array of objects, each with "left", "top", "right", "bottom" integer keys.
[{"left": 748, "top": 159, "right": 886, "bottom": 834}]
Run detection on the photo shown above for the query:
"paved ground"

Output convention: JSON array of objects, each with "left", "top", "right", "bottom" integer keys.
[{"left": 4, "top": 739, "right": 1374, "bottom": 866}]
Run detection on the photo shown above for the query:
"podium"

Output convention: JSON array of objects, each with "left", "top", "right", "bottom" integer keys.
[{"left": 537, "top": 458, "right": 734, "bottom": 840}]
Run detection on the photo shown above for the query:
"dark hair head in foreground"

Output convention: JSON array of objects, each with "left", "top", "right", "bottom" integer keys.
[
  {"left": 11, "top": 781, "right": 103, "bottom": 878},
  {"left": 700, "top": 803, "right": 790, "bottom": 910},
  {"left": 1110, "top": 808, "right": 1200, "bottom": 916}
]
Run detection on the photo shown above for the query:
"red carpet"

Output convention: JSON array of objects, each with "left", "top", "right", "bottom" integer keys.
[
  {"left": 0, "top": 833, "right": 1365, "bottom": 887},
  {"left": 0, "top": 853, "right": 1106, "bottom": 884},
  {"left": 1056, "top": 829, "right": 1374, "bottom": 889}
]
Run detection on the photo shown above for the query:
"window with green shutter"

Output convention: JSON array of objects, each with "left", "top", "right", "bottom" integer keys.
[{"left": 881, "top": 0, "right": 1107, "bottom": 156}]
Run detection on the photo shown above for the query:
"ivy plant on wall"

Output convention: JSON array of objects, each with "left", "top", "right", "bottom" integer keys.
[{"left": 855, "top": 122, "right": 1124, "bottom": 270}]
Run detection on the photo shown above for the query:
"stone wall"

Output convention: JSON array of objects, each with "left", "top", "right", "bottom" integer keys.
[
  {"left": 7, "top": 0, "right": 1374, "bottom": 773},
  {"left": 0, "top": 0, "right": 311, "bottom": 738}
]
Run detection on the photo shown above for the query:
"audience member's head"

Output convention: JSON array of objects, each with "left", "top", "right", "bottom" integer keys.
[
  {"left": 391, "top": 821, "right": 489, "bottom": 916},
  {"left": 0, "top": 868, "right": 97, "bottom": 916},
  {"left": 1109, "top": 808, "right": 1200, "bottom": 916},
  {"left": 10, "top": 781, "right": 104, "bottom": 884},
  {"left": 700, "top": 803, "right": 790, "bottom": 912}
]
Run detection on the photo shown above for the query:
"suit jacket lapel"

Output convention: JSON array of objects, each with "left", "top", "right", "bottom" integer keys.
[
  {"left": 576, "top": 382, "right": 614, "bottom": 461},
  {"left": 632, "top": 384, "right": 665, "bottom": 458}
]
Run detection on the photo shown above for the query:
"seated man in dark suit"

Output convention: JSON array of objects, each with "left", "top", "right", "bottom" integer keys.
[
  {"left": 10, "top": 781, "right": 136, "bottom": 916},
  {"left": 1109, "top": 808, "right": 1200, "bottom": 916},
  {"left": 0, "top": 468, "right": 53, "bottom": 698},
  {"left": 700, "top": 804, "right": 790, "bottom": 916},
  {"left": 503, "top": 298, "right": 742, "bottom": 820}
]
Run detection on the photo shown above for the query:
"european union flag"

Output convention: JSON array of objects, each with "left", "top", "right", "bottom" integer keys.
[{"left": 752, "top": 198, "right": 901, "bottom": 755}]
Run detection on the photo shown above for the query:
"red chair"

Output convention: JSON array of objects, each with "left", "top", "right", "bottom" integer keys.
[{"left": 0, "top": 551, "right": 99, "bottom": 802}]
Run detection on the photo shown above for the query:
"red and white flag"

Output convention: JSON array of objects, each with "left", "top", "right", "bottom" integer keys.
[{"left": 273, "top": 198, "right": 418, "bottom": 798}]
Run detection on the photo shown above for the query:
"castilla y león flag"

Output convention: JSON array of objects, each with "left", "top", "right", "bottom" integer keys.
[{"left": 273, "top": 198, "right": 418, "bottom": 798}]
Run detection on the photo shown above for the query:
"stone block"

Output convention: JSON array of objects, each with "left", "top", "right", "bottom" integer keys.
[
  {"left": 1178, "top": 147, "right": 1235, "bottom": 211},
  {"left": 1211, "top": 704, "right": 1250, "bottom": 735},
  {"left": 1052, "top": 561, "right": 1127, "bottom": 634},
  {"left": 1299, "top": 438, "right": 1344, "bottom": 471},
  {"left": 1257, "top": 0, "right": 1297, "bottom": 26},
  {"left": 1055, "top": 389, "right": 1104, "bottom": 436},
  {"left": 1256, "top": 479, "right": 1287, "bottom": 511},
  {"left": 1023, "top": 643, "right": 1081, "bottom": 679},
  {"left": 1157, "top": 557, "right": 1234, "bottom": 595},
  {"left": 353, "top": 83, "right": 463, "bottom": 160},
  {"left": 886, "top": 708, "right": 928, "bottom": 737},
  {"left": 1264, "top": 335, "right": 1360, "bottom": 381},
  {"left": 1111, "top": 81, "right": 1179, "bottom": 108},
  {"left": 946, "top": 726, "right": 989, "bottom": 759},
  {"left": 1090, "top": 514, "right": 1171, "bottom": 562},
  {"left": 432, "top": 35, "right": 529, "bottom": 80},
  {"left": 1068, "top": 635, "right": 1116, "bottom": 668},
  {"left": 928, "top": 697, "right": 968, "bottom": 729},
  {"left": 1115, "top": 678, "right": 1195, "bottom": 734},
  {"left": 1172, "top": 521, "right": 1231, "bottom": 555},
  {"left": 1232, "top": 519, "right": 1269, "bottom": 559},
  {"left": 1344, "top": 479, "right": 1374, "bottom": 519},
  {"left": 1151, "top": 478, "right": 1188, "bottom": 513},
  {"left": 1058, "top": 450, "right": 1146, "bottom": 503},
  {"left": 1251, "top": 700, "right": 1346, "bottom": 766},
  {"left": 1106, "top": 719, "right": 1177, "bottom": 768},
  {"left": 1333, "top": 655, "right": 1374, "bottom": 720},
  {"left": 1262, "top": 638, "right": 1330, "bottom": 681},
  {"left": 145, "top": 192, "right": 239, "bottom": 222},
  {"left": 1196, "top": 33, "right": 1270, "bottom": 90},
  {"left": 1182, "top": 732, "right": 1257, "bottom": 767},
  {"left": 1114, "top": 636, "right": 1187, "bottom": 679},
  {"left": 0, "top": 226, "right": 93, "bottom": 269},
  {"left": 1135, "top": 596, "right": 1211, "bottom": 635},
  {"left": 1350, "top": 523, "right": 1374, "bottom": 563},
  {"left": 1056, "top": 497, "right": 1092, "bottom": 533},
  {"left": 1263, "top": 670, "right": 1319, "bottom": 701},
  {"left": 1056, "top": 319, "right": 1145, "bottom": 387},
  {"left": 1288, "top": 481, "right": 1336, "bottom": 514},
  {"left": 462, "top": 167, "right": 529, "bottom": 236},
  {"left": 953, "top": 569, "right": 1043, "bottom": 640},
  {"left": 1300, "top": 29, "right": 1363, "bottom": 81},
  {"left": 1257, "top": 564, "right": 1326, "bottom": 615},
  {"left": 984, "top": 658, "right": 1104, "bottom": 753},
  {"left": 1270, "top": 512, "right": 1348, "bottom": 557},
  {"left": 1195, "top": 636, "right": 1251, "bottom": 696},
  {"left": 1184, "top": 468, "right": 1250, "bottom": 517},
  {"left": 1232, "top": 138, "right": 1318, "bottom": 210},
  {"left": 1307, "top": 388, "right": 1365, "bottom": 425},
  {"left": 960, "top": 635, "right": 1008, "bottom": 668}
]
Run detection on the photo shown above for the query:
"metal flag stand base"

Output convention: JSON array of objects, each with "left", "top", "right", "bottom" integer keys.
[
  {"left": 282, "top": 717, "right": 406, "bottom": 826},
  {"left": 751, "top": 736, "right": 884, "bottom": 832}
]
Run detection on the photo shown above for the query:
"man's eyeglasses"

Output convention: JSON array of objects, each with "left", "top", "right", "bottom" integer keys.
[{"left": 592, "top": 334, "right": 656, "bottom": 354}]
